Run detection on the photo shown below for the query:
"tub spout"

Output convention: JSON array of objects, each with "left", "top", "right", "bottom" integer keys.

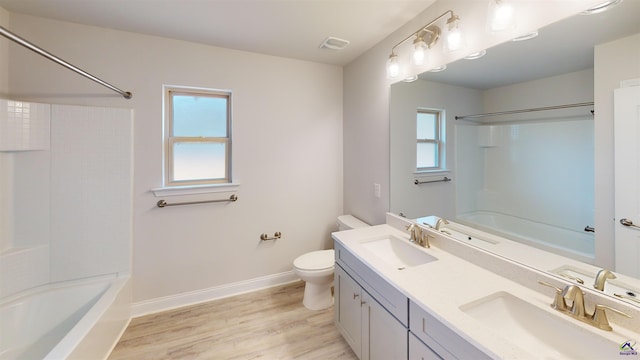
[{"left": 593, "top": 269, "right": 616, "bottom": 291}]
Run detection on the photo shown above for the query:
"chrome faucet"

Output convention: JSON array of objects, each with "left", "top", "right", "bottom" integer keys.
[
  {"left": 434, "top": 217, "right": 449, "bottom": 231},
  {"left": 593, "top": 269, "right": 616, "bottom": 291}
]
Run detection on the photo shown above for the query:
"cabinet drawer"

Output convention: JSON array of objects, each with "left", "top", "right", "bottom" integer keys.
[
  {"left": 409, "top": 301, "right": 490, "bottom": 360},
  {"left": 409, "top": 332, "right": 443, "bottom": 360},
  {"left": 335, "top": 242, "right": 408, "bottom": 326}
]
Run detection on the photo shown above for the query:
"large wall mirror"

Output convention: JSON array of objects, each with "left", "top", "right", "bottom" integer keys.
[{"left": 390, "top": 0, "right": 639, "bottom": 305}]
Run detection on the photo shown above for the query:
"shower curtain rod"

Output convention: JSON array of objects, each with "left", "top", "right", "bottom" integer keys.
[
  {"left": 455, "top": 102, "right": 594, "bottom": 120},
  {"left": 0, "top": 26, "right": 132, "bottom": 99}
]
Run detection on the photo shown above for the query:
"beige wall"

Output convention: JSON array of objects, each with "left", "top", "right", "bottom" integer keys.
[
  {"left": 594, "top": 33, "right": 640, "bottom": 270},
  {"left": 6, "top": 13, "right": 343, "bottom": 306}
]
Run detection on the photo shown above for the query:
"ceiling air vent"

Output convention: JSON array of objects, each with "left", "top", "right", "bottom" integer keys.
[{"left": 319, "top": 37, "right": 350, "bottom": 50}]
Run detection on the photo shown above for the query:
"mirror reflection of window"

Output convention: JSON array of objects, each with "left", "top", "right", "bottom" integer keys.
[{"left": 416, "top": 109, "right": 444, "bottom": 171}]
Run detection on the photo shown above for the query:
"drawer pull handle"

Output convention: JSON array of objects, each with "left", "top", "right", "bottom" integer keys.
[{"left": 353, "top": 293, "right": 359, "bottom": 299}]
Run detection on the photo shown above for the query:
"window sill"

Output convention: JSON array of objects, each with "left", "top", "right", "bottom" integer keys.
[
  {"left": 151, "top": 183, "right": 240, "bottom": 197},
  {"left": 414, "top": 169, "right": 451, "bottom": 177}
]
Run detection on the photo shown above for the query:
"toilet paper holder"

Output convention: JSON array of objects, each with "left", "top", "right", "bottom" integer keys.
[{"left": 260, "top": 232, "right": 282, "bottom": 241}]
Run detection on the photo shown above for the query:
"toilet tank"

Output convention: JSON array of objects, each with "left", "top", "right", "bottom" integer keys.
[{"left": 336, "top": 215, "right": 369, "bottom": 231}]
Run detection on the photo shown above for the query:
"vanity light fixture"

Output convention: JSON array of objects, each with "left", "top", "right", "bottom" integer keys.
[
  {"left": 487, "top": 0, "right": 516, "bottom": 32},
  {"left": 386, "top": 53, "right": 400, "bottom": 78},
  {"left": 386, "top": 10, "right": 463, "bottom": 79},
  {"left": 412, "top": 35, "right": 429, "bottom": 66},
  {"left": 581, "top": 0, "right": 623, "bottom": 14},
  {"left": 511, "top": 30, "right": 539, "bottom": 42},
  {"left": 463, "top": 49, "right": 487, "bottom": 60}
]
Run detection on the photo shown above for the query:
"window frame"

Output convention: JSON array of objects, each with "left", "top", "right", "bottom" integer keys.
[
  {"left": 416, "top": 108, "right": 444, "bottom": 172},
  {"left": 163, "top": 85, "right": 232, "bottom": 187}
]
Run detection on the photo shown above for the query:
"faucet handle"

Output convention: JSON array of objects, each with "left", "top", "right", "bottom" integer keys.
[
  {"left": 538, "top": 281, "right": 568, "bottom": 311},
  {"left": 592, "top": 304, "right": 632, "bottom": 331},
  {"left": 420, "top": 231, "right": 432, "bottom": 248}
]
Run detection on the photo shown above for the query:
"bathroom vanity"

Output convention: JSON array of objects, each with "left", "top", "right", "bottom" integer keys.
[{"left": 332, "top": 214, "right": 640, "bottom": 360}]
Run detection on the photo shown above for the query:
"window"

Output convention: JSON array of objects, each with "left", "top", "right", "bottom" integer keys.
[
  {"left": 416, "top": 109, "right": 444, "bottom": 171},
  {"left": 164, "top": 86, "right": 231, "bottom": 186}
]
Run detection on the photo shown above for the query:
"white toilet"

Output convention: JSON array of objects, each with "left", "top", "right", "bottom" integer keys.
[{"left": 293, "top": 215, "right": 369, "bottom": 310}]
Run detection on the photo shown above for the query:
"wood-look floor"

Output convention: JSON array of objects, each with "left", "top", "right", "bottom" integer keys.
[{"left": 108, "top": 281, "right": 357, "bottom": 360}]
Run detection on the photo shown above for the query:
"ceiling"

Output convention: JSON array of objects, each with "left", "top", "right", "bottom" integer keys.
[
  {"left": 0, "top": 0, "right": 436, "bottom": 66},
  {"left": 419, "top": 0, "right": 640, "bottom": 89}
]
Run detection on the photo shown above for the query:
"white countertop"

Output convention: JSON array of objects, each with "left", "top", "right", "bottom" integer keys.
[{"left": 333, "top": 223, "right": 640, "bottom": 359}]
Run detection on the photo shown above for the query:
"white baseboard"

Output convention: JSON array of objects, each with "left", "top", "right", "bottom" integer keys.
[{"left": 131, "top": 270, "right": 299, "bottom": 317}]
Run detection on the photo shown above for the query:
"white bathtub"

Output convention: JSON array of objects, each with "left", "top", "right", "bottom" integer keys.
[
  {"left": 0, "top": 275, "right": 131, "bottom": 360},
  {"left": 456, "top": 211, "right": 595, "bottom": 262}
]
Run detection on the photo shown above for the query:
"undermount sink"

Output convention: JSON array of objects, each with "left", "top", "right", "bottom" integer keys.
[
  {"left": 360, "top": 235, "right": 438, "bottom": 269},
  {"left": 460, "top": 292, "right": 621, "bottom": 359}
]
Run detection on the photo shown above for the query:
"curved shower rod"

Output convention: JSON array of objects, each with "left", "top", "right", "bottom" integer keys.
[{"left": 0, "top": 26, "right": 132, "bottom": 99}]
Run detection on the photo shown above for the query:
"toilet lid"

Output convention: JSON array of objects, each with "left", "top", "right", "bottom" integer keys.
[{"left": 294, "top": 249, "right": 335, "bottom": 270}]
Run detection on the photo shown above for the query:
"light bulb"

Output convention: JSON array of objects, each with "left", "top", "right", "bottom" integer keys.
[
  {"left": 386, "top": 53, "right": 400, "bottom": 79},
  {"left": 412, "top": 37, "right": 428, "bottom": 66},
  {"left": 488, "top": 0, "right": 516, "bottom": 32},
  {"left": 444, "top": 15, "right": 464, "bottom": 53}
]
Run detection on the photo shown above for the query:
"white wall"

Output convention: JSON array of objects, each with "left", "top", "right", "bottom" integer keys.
[
  {"left": 6, "top": 14, "right": 343, "bottom": 305},
  {"left": 343, "top": 0, "right": 598, "bottom": 225},
  {"left": 0, "top": 8, "right": 10, "bottom": 253},
  {"left": 594, "top": 33, "right": 640, "bottom": 270},
  {"left": 479, "top": 69, "right": 595, "bottom": 252},
  {"left": 49, "top": 105, "right": 133, "bottom": 282},
  {"left": 389, "top": 79, "right": 483, "bottom": 218},
  {"left": 0, "top": 102, "right": 133, "bottom": 298},
  {"left": 0, "top": 99, "right": 50, "bottom": 297},
  {"left": 391, "top": 70, "right": 597, "bottom": 260},
  {"left": 482, "top": 69, "right": 594, "bottom": 113}
]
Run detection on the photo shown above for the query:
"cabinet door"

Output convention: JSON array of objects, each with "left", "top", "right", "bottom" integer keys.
[
  {"left": 335, "top": 265, "right": 363, "bottom": 358},
  {"left": 409, "top": 300, "right": 490, "bottom": 360},
  {"left": 363, "top": 292, "right": 408, "bottom": 360}
]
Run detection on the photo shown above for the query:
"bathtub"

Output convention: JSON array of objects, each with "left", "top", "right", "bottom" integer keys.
[
  {"left": 455, "top": 211, "right": 595, "bottom": 262},
  {"left": 0, "top": 275, "right": 131, "bottom": 360}
]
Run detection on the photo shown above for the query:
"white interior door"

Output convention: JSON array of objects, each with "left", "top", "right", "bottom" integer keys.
[{"left": 614, "top": 85, "right": 640, "bottom": 277}]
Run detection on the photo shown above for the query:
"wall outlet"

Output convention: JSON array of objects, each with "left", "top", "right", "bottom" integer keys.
[{"left": 373, "top": 183, "right": 381, "bottom": 198}]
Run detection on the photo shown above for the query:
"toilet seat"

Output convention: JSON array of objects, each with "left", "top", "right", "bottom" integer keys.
[{"left": 293, "top": 249, "right": 334, "bottom": 271}]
